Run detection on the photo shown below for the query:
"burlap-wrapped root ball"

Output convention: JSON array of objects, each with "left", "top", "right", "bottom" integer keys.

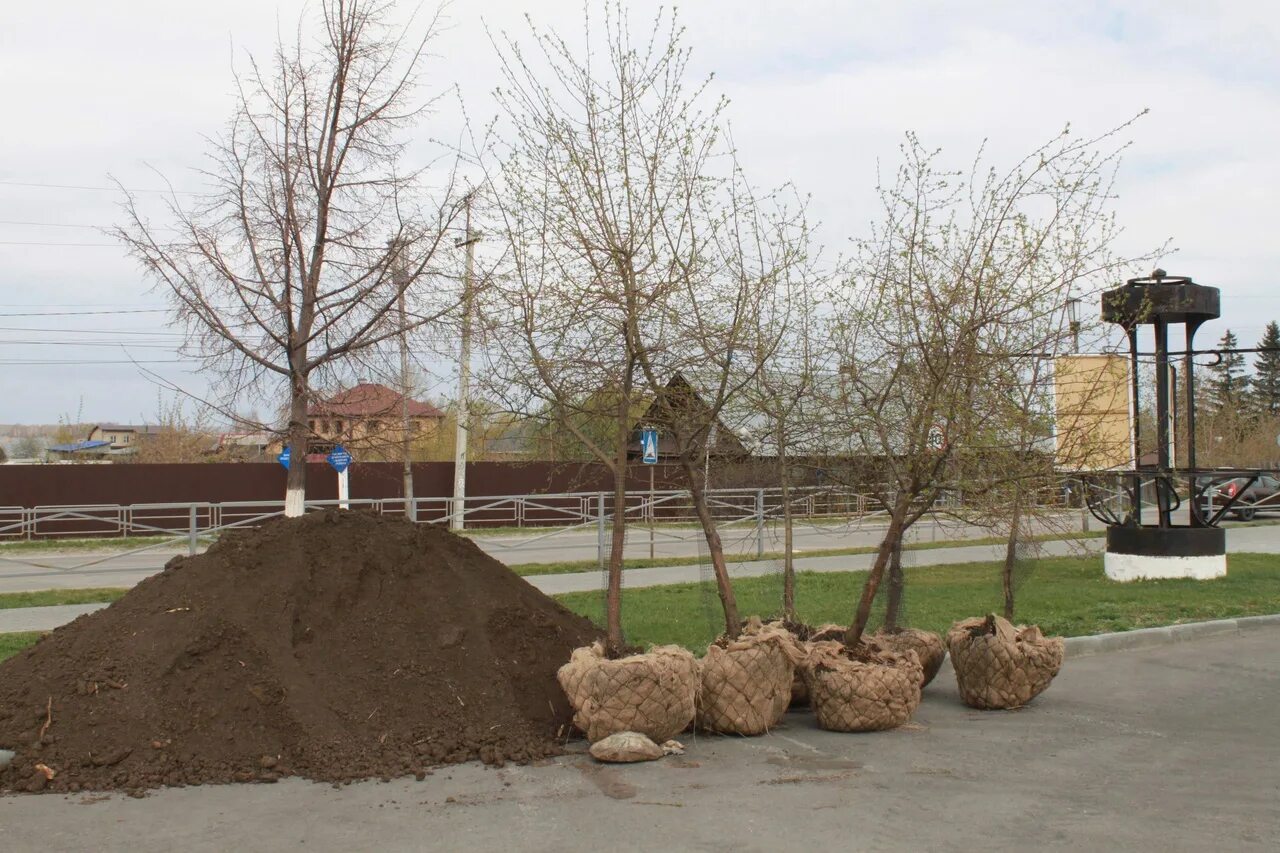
[
  {"left": 802, "top": 639, "right": 924, "bottom": 732},
  {"left": 873, "top": 627, "right": 947, "bottom": 688},
  {"left": 557, "top": 643, "right": 699, "bottom": 743},
  {"left": 698, "top": 618, "right": 806, "bottom": 735},
  {"left": 946, "top": 614, "right": 1064, "bottom": 710},
  {"left": 781, "top": 623, "right": 846, "bottom": 709}
]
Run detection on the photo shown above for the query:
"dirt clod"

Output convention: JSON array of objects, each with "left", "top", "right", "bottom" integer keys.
[{"left": 0, "top": 511, "right": 601, "bottom": 793}]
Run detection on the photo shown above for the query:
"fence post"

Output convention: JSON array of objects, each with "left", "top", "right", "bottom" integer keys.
[
  {"left": 755, "top": 488, "right": 766, "bottom": 559},
  {"left": 597, "top": 492, "right": 607, "bottom": 569},
  {"left": 188, "top": 505, "right": 198, "bottom": 556}
]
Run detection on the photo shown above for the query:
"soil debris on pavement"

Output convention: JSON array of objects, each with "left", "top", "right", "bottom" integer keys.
[{"left": 0, "top": 510, "right": 601, "bottom": 793}]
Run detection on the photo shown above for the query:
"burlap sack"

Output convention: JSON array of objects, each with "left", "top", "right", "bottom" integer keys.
[
  {"left": 557, "top": 641, "right": 606, "bottom": 725},
  {"left": 802, "top": 639, "right": 923, "bottom": 732},
  {"left": 697, "top": 619, "right": 806, "bottom": 735},
  {"left": 784, "top": 623, "right": 845, "bottom": 709},
  {"left": 873, "top": 627, "right": 947, "bottom": 688},
  {"left": 557, "top": 644, "right": 699, "bottom": 743},
  {"left": 589, "top": 731, "right": 665, "bottom": 763},
  {"left": 946, "top": 614, "right": 1064, "bottom": 710}
]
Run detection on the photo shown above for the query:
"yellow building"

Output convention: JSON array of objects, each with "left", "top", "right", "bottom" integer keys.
[{"left": 1053, "top": 355, "right": 1132, "bottom": 471}]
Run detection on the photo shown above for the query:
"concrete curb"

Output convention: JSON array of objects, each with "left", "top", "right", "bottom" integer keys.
[{"left": 1063, "top": 613, "right": 1280, "bottom": 658}]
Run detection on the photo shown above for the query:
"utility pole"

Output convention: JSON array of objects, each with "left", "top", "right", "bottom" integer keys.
[
  {"left": 398, "top": 278, "right": 414, "bottom": 520},
  {"left": 452, "top": 194, "right": 480, "bottom": 531},
  {"left": 390, "top": 240, "right": 415, "bottom": 519}
]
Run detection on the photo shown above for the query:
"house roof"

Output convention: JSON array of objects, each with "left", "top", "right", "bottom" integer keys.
[
  {"left": 631, "top": 372, "right": 749, "bottom": 458},
  {"left": 91, "top": 424, "right": 164, "bottom": 434},
  {"left": 308, "top": 383, "right": 443, "bottom": 419},
  {"left": 49, "top": 440, "right": 112, "bottom": 453}
]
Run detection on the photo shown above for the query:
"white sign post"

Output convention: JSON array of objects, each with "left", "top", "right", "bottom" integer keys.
[
  {"left": 327, "top": 445, "right": 353, "bottom": 510},
  {"left": 641, "top": 427, "right": 658, "bottom": 559}
]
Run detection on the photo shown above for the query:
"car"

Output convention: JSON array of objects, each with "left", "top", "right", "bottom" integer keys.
[{"left": 1200, "top": 474, "right": 1280, "bottom": 522}]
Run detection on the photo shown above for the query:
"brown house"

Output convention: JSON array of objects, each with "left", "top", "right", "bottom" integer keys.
[
  {"left": 307, "top": 382, "right": 444, "bottom": 459},
  {"left": 630, "top": 373, "right": 748, "bottom": 461}
]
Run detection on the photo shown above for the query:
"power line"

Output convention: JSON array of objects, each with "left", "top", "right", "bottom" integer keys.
[
  {"left": 0, "top": 179, "right": 204, "bottom": 196},
  {"left": 0, "top": 241, "right": 118, "bottom": 247},
  {"left": 0, "top": 326, "right": 181, "bottom": 336},
  {"left": 0, "top": 220, "right": 103, "bottom": 230},
  {"left": 0, "top": 309, "right": 168, "bottom": 317},
  {"left": 0, "top": 358, "right": 191, "bottom": 365},
  {"left": 0, "top": 340, "right": 180, "bottom": 348}
]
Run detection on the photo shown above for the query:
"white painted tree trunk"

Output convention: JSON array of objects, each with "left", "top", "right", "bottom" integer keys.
[{"left": 285, "top": 486, "right": 306, "bottom": 518}]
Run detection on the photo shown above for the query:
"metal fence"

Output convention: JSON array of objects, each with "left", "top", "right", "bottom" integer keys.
[
  {"left": 0, "top": 486, "right": 910, "bottom": 575},
  {"left": 0, "top": 485, "right": 1092, "bottom": 590}
]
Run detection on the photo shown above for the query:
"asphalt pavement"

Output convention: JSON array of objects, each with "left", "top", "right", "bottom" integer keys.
[{"left": 2, "top": 625, "right": 1276, "bottom": 852}]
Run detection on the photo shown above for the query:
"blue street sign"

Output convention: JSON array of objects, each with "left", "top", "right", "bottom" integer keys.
[
  {"left": 278, "top": 447, "right": 291, "bottom": 470},
  {"left": 327, "top": 445, "right": 353, "bottom": 473},
  {"left": 641, "top": 428, "right": 658, "bottom": 465}
]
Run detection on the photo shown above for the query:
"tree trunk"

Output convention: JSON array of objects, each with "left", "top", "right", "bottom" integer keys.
[
  {"left": 844, "top": 500, "right": 907, "bottom": 647},
  {"left": 883, "top": 531, "right": 905, "bottom": 631},
  {"left": 604, "top": 392, "right": 631, "bottom": 652},
  {"left": 778, "top": 428, "right": 796, "bottom": 620},
  {"left": 284, "top": 375, "right": 309, "bottom": 517},
  {"left": 683, "top": 455, "right": 741, "bottom": 639},
  {"left": 1002, "top": 487, "right": 1023, "bottom": 621}
]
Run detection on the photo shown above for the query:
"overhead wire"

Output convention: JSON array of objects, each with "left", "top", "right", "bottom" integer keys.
[
  {"left": 0, "top": 179, "right": 205, "bottom": 195},
  {"left": 0, "top": 309, "right": 169, "bottom": 317}
]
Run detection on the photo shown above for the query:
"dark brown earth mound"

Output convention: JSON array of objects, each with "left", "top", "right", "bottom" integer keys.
[{"left": 0, "top": 511, "right": 601, "bottom": 793}]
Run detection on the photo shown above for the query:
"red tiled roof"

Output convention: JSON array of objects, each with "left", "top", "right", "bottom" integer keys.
[{"left": 308, "top": 383, "right": 443, "bottom": 419}]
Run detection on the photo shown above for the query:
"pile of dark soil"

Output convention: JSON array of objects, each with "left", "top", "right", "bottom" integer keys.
[{"left": 0, "top": 511, "right": 601, "bottom": 793}]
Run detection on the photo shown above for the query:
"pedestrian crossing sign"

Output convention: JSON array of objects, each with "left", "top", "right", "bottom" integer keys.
[{"left": 641, "top": 428, "right": 658, "bottom": 464}]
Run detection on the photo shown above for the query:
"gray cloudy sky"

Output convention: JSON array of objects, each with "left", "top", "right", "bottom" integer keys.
[{"left": 1, "top": 0, "right": 1277, "bottom": 424}]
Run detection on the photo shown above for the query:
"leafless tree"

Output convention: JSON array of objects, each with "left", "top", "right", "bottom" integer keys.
[
  {"left": 479, "top": 4, "right": 810, "bottom": 644},
  {"left": 740, "top": 262, "right": 831, "bottom": 620},
  {"left": 828, "top": 119, "right": 1152, "bottom": 646},
  {"left": 116, "top": 0, "right": 466, "bottom": 515}
]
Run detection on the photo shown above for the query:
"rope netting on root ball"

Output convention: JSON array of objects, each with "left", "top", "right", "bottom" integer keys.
[
  {"left": 687, "top": 497, "right": 802, "bottom": 736},
  {"left": 802, "top": 638, "right": 923, "bottom": 732},
  {"left": 944, "top": 512, "right": 1065, "bottom": 710},
  {"left": 696, "top": 617, "right": 805, "bottom": 735},
  {"left": 947, "top": 614, "right": 1064, "bottom": 710},
  {"left": 556, "top": 642, "right": 699, "bottom": 743},
  {"left": 785, "top": 529, "right": 936, "bottom": 731}
]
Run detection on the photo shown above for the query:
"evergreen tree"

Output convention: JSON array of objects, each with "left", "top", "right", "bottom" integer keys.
[
  {"left": 1250, "top": 321, "right": 1280, "bottom": 416},
  {"left": 1204, "top": 329, "right": 1250, "bottom": 413}
]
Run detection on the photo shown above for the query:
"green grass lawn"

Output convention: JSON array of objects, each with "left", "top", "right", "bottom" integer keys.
[
  {"left": 0, "top": 535, "right": 214, "bottom": 554},
  {"left": 3, "top": 551, "right": 1277, "bottom": 664},
  {"left": 556, "top": 552, "right": 1280, "bottom": 649},
  {"left": 0, "top": 632, "right": 44, "bottom": 662},
  {"left": 0, "top": 588, "right": 128, "bottom": 610}
]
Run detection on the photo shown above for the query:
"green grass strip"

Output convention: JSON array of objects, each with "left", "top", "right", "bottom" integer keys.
[
  {"left": 0, "top": 632, "right": 45, "bottom": 663},
  {"left": 0, "top": 588, "right": 128, "bottom": 610},
  {"left": 555, "top": 552, "right": 1280, "bottom": 650}
]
